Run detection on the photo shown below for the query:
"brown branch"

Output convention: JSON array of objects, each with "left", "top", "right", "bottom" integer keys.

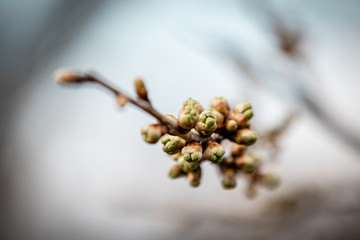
[{"left": 56, "top": 69, "right": 215, "bottom": 143}]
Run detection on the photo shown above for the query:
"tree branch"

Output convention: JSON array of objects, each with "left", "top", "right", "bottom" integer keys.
[{"left": 57, "top": 70, "right": 214, "bottom": 143}]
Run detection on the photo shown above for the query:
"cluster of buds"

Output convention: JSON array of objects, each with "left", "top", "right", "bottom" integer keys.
[
  {"left": 55, "top": 69, "right": 279, "bottom": 197},
  {"left": 140, "top": 94, "right": 279, "bottom": 196}
]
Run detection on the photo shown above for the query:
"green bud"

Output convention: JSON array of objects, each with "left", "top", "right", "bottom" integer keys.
[
  {"left": 177, "top": 156, "right": 199, "bottom": 173},
  {"left": 229, "top": 103, "right": 253, "bottom": 126},
  {"left": 195, "top": 110, "right": 217, "bottom": 136},
  {"left": 234, "top": 103, "right": 252, "bottom": 114},
  {"left": 181, "top": 142, "right": 203, "bottom": 162},
  {"left": 231, "top": 144, "right": 247, "bottom": 157},
  {"left": 168, "top": 165, "right": 184, "bottom": 179},
  {"left": 243, "top": 109, "right": 254, "bottom": 119},
  {"left": 141, "top": 124, "right": 165, "bottom": 144},
  {"left": 209, "top": 109, "right": 224, "bottom": 129},
  {"left": 210, "top": 97, "right": 230, "bottom": 117},
  {"left": 187, "top": 167, "right": 201, "bottom": 187},
  {"left": 225, "top": 120, "right": 238, "bottom": 132},
  {"left": 260, "top": 173, "right": 280, "bottom": 190},
  {"left": 183, "top": 98, "right": 204, "bottom": 114},
  {"left": 204, "top": 142, "right": 225, "bottom": 164},
  {"left": 231, "top": 129, "right": 257, "bottom": 145},
  {"left": 178, "top": 106, "right": 199, "bottom": 130},
  {"left": 222, "top": 168, "right": 237, "bottom": 189},
  {"left": 161, "top": 134, "right": 186, "bottom": 154},
  {"left": 235, "top": 155, "right": 258, "bottom": 173}
]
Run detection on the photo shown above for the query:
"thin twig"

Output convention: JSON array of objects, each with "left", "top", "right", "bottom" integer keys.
[{"left": 83, "top": 73, "right": 213, "bottom": 143}]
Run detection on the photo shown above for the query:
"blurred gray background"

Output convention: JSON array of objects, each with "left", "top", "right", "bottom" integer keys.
[{"left": 1, "top": 0, "right": 360, "bottom": 239}]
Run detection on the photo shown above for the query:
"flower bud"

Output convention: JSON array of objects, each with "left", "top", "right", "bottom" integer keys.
[
  {"left": 181, "top": 142, "right": 203, "bottom": 162},
  {"left": 209, "top": 109, "right": 224, "bottom": 130},
  {"left": 229, "top": 103, "right": 253, "bottom": 127},
  {"left": 187, "top": 167, "right": 201, "bottom": 187},
  {"left": 231, "top": 129, "right": 257, "bottom": 145},
  {"left": 222, "top": 168, "right": 237, "bottom": 189},
  {"left": 204, "top": 142, "right": 225, "bottom": 164},
  {"left": 195, "top": 110, "right": 217, "bottom": 136},
  {"left": 116, "top": 94, "right": 128, "bottom": 107},
  {"left": 235, "top": 155, "right": 258, "bottom": 173},
  {"left": 210, "top": 97, "right": 230, "bottom": 117},
  {"left": 134, "top": 77, "right": 148, "bottom": 101},
  {"left": 161, "top": 134, "right": 186, "bottom": 154},
  {"left": 260, "top": 173, "right": 280, "bottom": 190},
  {"left": 53, "top": 68, "right": 84, "bottom": 84},
  {"left": 231, "top": 144, "right": 247, "bottom": 157},
  {"left": 168, "top": 165, "right": 184, "bottom": 179},
  {"left": 234, "top": 103, "right": 252, "bottom": 115},
  {"left": 141, "top": 124, "right": 166, "bottom": 144},
  {"left": 177, "top": 156, "right": 199, "bottom": 173},
  {"left": 178, "top": 106, "right": 199, "bottom": 130},
  {"left": 225, "top": 120, "right": 238, "bottom": 132},
  {"left": 183, "top": 98, "right": 204, "bottom": 114}
]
